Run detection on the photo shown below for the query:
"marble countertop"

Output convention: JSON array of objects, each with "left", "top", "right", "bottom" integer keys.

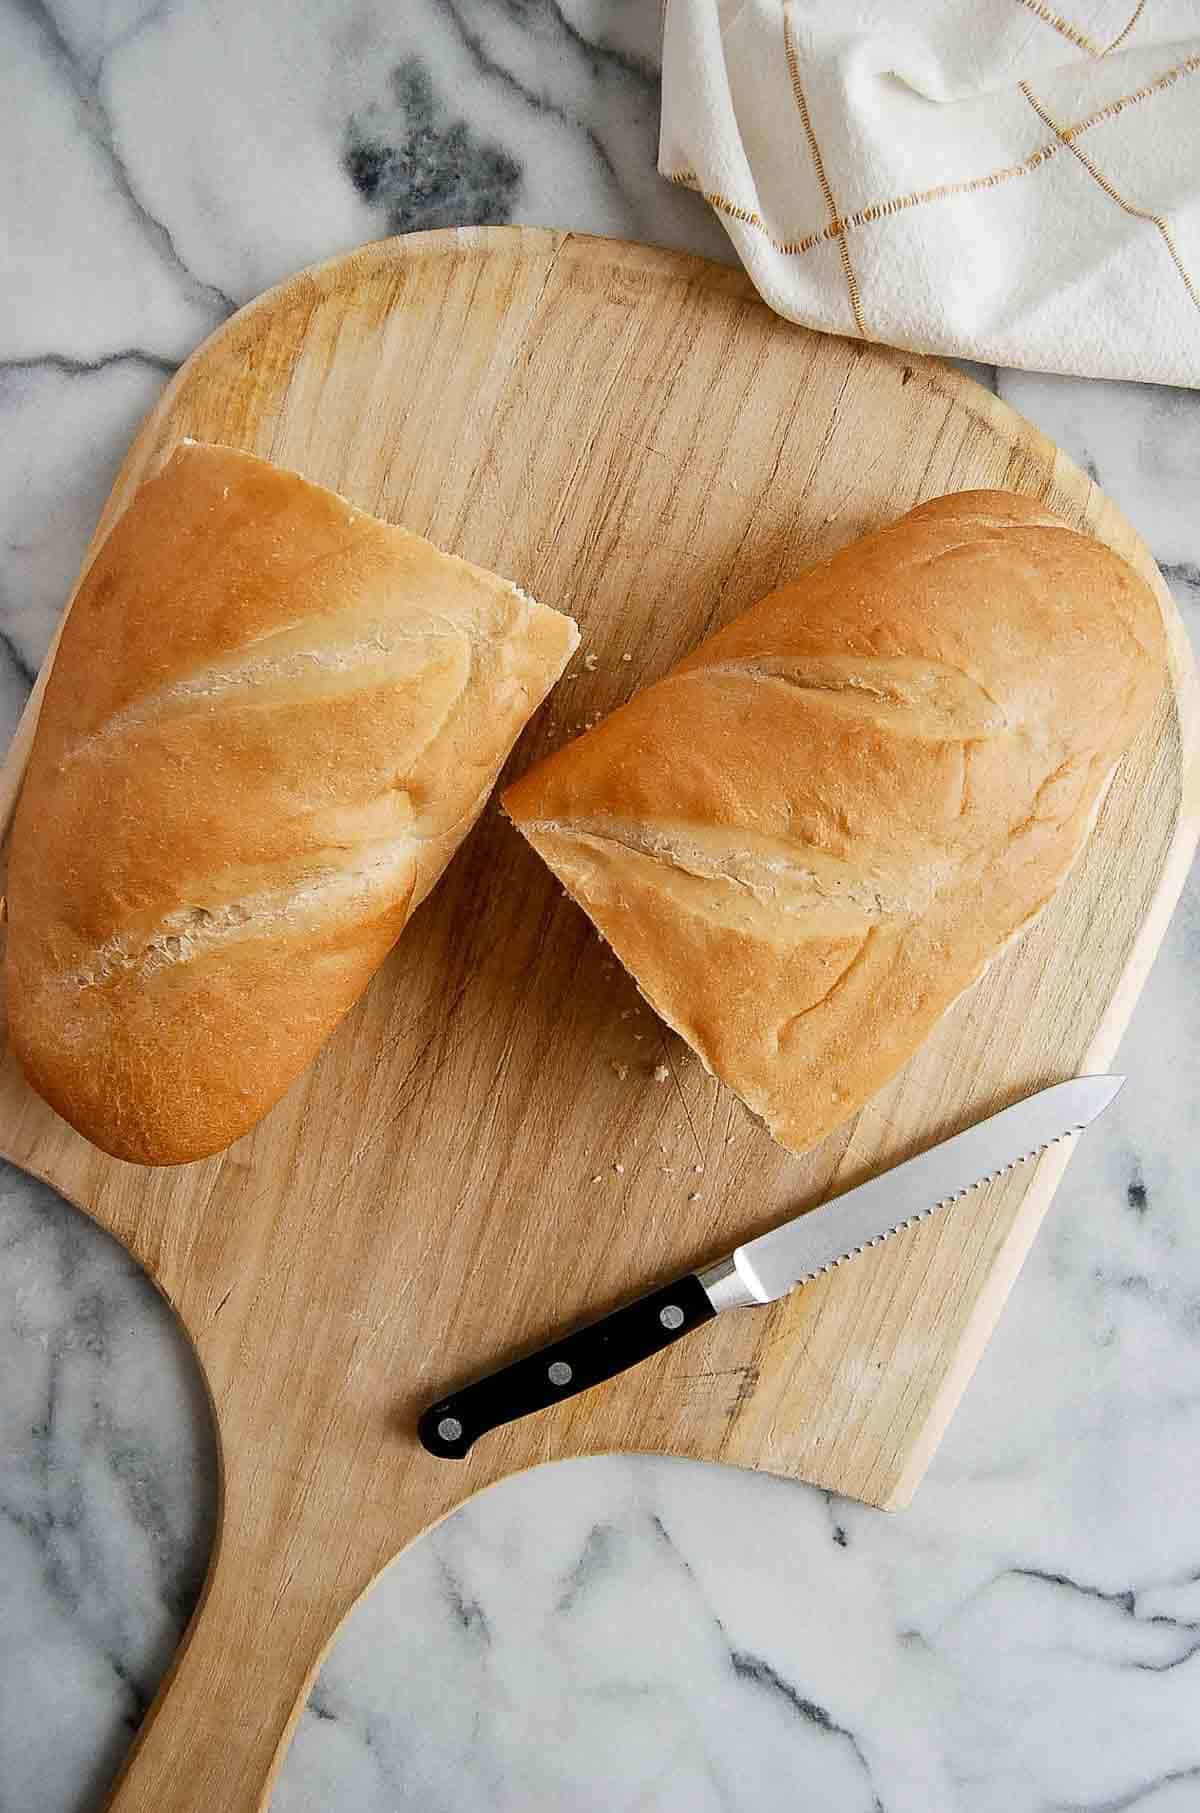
[{"left": 3, "top": 5, "right": 1199, "bottom": 1810}]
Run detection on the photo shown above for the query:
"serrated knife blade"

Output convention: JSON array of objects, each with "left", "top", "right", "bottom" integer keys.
[
  {"left": 699, "top": 1073, "right": 1124, "bottom": 1311},
  {"left": 419, "top": 1076, "right": 1124, "bottom": 1460}
]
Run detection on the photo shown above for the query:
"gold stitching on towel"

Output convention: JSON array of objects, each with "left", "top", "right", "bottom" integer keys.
[
  {"left": 664, "top": 171, "right": 767, "bottom": 231},
  {"left": 666, "top": 149, "right": 1067, "bottom": 253},
  {"left": 664, "top": 170, "right": 827, "bottom": 254},
  {"left": 1067, "top": 52, "right": 1200, "bottom": 136},
  {"left": 666, "top": 53, "right": 1200, "bottom": 271},
  {"left": 1021, "top": 81, "right": 1200, "bottom": 314},
  {"left": 1015, "top": 0, "right": 1104, "bottom": 57},
  {"left": 847, "top": 53, "right": 1200, "bottom": 228},
  {"left": 1103, "top": 0, "right": 1146, "bottom": 54},
  {"left": 849, "top": 144, "right": 1064, "bottom": 228},
  {"left": 783, "top": 3, "right": 868, "bottom": 336}
]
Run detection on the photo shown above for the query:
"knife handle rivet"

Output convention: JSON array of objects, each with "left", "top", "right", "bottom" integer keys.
[
  {"left": 548, "top": 1361, "right": 573, "bottom": 1386},
  {"left": 659, "top": 1304, "right": 685, "bottom": 1330},
  {"left": 437, "top": 1416, "right": 463, "bottom": 1444}
]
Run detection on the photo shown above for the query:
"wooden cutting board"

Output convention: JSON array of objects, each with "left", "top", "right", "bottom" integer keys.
[{"left": 1, "top": 228, "right": 1195, "bottom": 1813}]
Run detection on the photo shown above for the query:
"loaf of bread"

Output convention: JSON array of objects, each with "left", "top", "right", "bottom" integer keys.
[
  {"left": 7, "top": 441, "right": 578, "bottom": 1164},
  {"left": 504, "top": 491, "right": 1166, "bottom": 1154}
]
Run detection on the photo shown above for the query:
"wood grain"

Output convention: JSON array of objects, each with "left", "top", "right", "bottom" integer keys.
[{"left": 0, "top": 228, "right": 1194, "bottom": 1813}]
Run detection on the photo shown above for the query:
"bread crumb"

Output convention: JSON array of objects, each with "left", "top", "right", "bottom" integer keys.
[
  {"left": 653, "top": 1062, "right": 670, "bottom": 1083},
  {"left": 590, "top": 1174, "right": 603, "bottom": 1185},
  {"left": 621, "top": 652, "right": 632, "bottom": 662},
  {"left": 689, "top": 1191, "right": 702, "bottom": 1202},
  {"left": 583, "top": 653, "right": 598, "bottom": 671},
  {"left": 693, "top": 1163, "right": 705, "bottom": 1175},
  {"left": 613, "top": 1162, "right": 625, "bottom": 1175}
]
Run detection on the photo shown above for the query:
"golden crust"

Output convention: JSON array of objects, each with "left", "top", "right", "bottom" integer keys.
[
  {"left": 7, "top": 442, "right": 578, "bottom": 1163},
  {"left": 504, "top": 491, "right": 1166, "bottom": 1154}
]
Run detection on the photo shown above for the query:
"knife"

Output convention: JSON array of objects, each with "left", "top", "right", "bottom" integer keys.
[{"left": 418, "top": 1074, "right": 1123, "bottom": 1460}]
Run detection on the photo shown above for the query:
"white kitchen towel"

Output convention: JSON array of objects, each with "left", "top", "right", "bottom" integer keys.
[{"left": 659, "top": 0, "right": 1200, "bottom": 384}]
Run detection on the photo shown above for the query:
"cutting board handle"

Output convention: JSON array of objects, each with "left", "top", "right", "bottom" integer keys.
[
  {"left": 103, "top": 1497, "right": 346, "bottom": 1812},
  {"left": 93, "top": 1325, "right": 474, "bottom": 1812}
]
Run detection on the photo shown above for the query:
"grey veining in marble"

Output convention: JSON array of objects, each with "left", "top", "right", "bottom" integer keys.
[
  {"left": 2, "top": 4, "right": 1199, "bottom": 1810},
  {"left": 0, "top": 1163, "right": 217, "bottom": 1812}
]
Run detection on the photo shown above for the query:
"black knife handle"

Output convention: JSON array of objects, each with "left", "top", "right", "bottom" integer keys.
[{"left": 418, "top": 1273, "right": 717, "bottom": 1460}]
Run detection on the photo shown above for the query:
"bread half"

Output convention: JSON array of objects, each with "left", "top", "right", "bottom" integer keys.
[
  {"left": 7, "top": 441, "right": 578, "bottom": 1163},
  {"left": 504, "top": 491, "right": 1165, "bottom": 1154}
]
